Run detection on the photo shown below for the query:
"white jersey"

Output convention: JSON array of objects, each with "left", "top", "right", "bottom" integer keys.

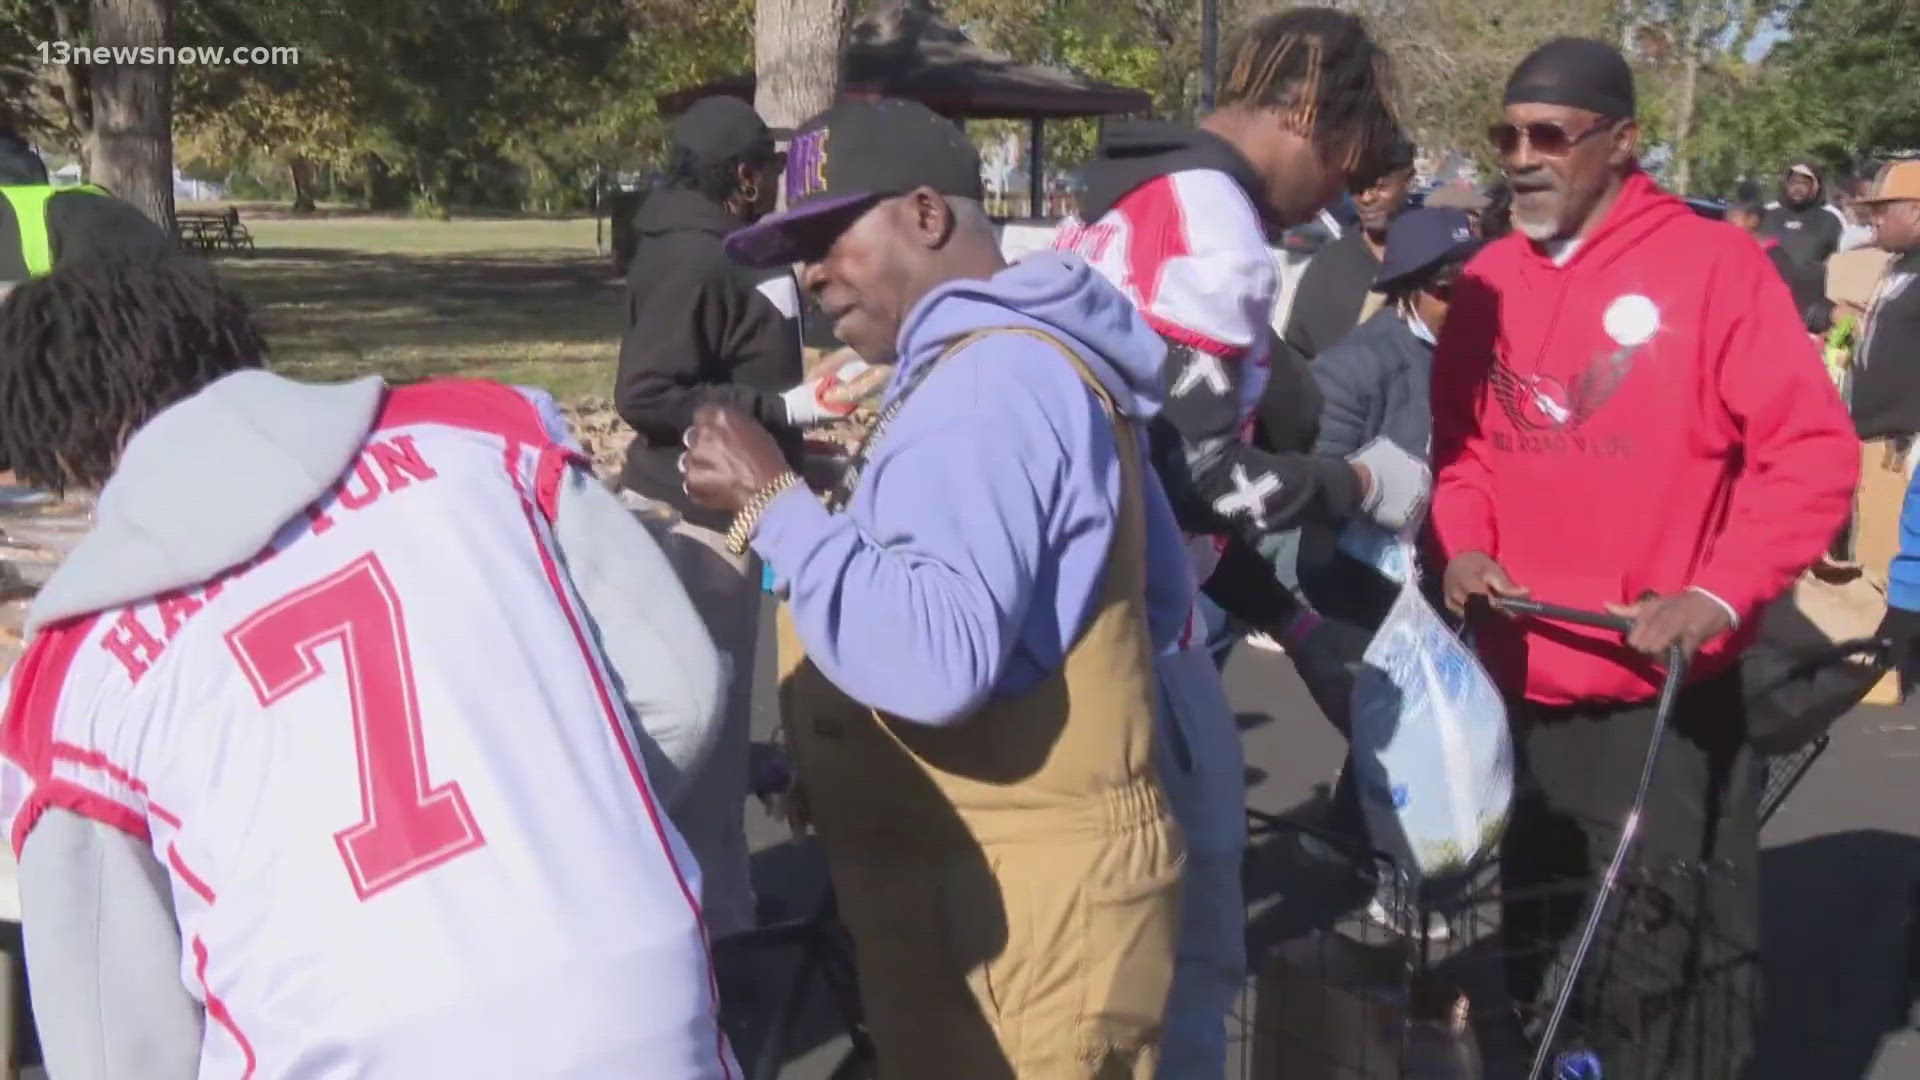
[
  {"left": 0, "top": 380, "right": 734, "bottom": 1078},
  {"left": 1054, "top": 168, "right": 1278, "bottom": 649}
]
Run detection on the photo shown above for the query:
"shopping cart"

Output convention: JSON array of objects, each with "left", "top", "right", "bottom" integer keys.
[{"left": 1240, "top": 596, "right": 1838, "bottom": 1080}]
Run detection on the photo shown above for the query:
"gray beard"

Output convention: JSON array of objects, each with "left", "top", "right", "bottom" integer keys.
[{"left": 1516, "top": 213, "right": 1561, "bottom": 242}]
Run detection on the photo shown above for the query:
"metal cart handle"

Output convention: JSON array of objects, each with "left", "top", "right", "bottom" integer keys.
[
  {"left": 1485, "top": 595, "right": 1635, "bottom": 634},
  {"left": 1484, "top": 592, "right": 1689, "bottom": 1079}
]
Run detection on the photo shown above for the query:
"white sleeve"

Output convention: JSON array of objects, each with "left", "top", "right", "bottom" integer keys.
[
  {"left": 1127, "top": 170, "right": 1278, "bottom": 359},
  {"left": 19, "top": 809, "right": 203, "bottom": 1080},
  {"left": 549, "top": 463, "right": 725, "bottom": 809}
]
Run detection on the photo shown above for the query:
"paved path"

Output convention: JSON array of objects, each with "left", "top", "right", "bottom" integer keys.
[{"left": 741, "top": 605, "right": 1920, "bottom": 1079}]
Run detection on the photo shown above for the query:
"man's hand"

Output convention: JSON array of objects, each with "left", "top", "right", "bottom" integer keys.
[
  {"left": 683, "top": 403, "right": 790, "bottom": 514},
  {"left": 1443, "top": 551, "right": 1529, "bottom": 616},
  {"left": 1604, "top": 591, "right": 1734, "bottom": 658}
]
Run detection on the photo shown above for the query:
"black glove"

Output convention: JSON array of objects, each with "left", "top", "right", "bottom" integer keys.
[{"left": 1876, "top": 605, "right": 1920, "bottom": 686}]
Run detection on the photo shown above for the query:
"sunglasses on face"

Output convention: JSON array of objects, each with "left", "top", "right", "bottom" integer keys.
[{"left": 1488, "top": 120, "right": 1613, "bottom": 157}]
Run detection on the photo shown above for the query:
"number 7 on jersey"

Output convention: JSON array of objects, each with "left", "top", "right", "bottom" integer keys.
[{"left": 226, "top": 553, "right": 485, "bottom": 900}]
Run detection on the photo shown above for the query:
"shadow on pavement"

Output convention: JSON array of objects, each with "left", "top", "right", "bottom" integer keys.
[{"left": 1749, "top": 829, "right": 1920, "bottom": 1080}]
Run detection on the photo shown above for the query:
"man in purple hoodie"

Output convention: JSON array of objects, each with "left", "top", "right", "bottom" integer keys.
[{"left": 682, "top": 99, "right": 1193, "bottom": 1077}]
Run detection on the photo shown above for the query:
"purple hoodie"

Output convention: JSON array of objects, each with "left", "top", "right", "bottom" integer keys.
[{"left": 752, "top": 252, "right": 1192, "bottom": 725}]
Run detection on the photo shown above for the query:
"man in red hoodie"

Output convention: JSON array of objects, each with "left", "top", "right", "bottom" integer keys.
[{"left": 1431, "top": 39, "right": 1858, "bottom": 1077}]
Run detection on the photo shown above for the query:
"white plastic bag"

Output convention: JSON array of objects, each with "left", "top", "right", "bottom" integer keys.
[
  {"left": 1350, "top": 541, "right": 1512, "bottom": 885},
  {"left": 1336, "top": 517, "right": 1412, "bottom": 585}
]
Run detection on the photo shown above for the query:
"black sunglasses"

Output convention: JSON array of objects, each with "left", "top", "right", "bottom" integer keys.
[{"left": 1487, "top": 120, "right": 1614, "bottom": 157}]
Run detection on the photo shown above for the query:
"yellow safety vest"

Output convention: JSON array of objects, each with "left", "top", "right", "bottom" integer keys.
[{"left": 0, "top": 183, "right": 109, "bottom": 277}]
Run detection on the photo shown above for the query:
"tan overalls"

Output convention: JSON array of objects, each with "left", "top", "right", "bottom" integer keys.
[{"left": 777, "top": 331, "right": 1184, "bottom": 1079}]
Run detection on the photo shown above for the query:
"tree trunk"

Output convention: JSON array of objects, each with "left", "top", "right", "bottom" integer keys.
[
  {"left": 48, "top": 1, "right": 93, "bottom": 176},
  {"left": 288, "top": 156, "right": 316, "bottom": 214},
  {"left": 87, "top": 0, "right": 174, "bottom": 230},
  {"left": 1669, "top": 1, "right": 1710, "bottom": 196},
  {"left": 361, "top": 153, "right": 406, "bottom": 211},
  {"left": 753, "top": 0, "right": 849, "bottom": 135},
  {"left": 362, "top": 154, "right": 379, "bottom": 209}
]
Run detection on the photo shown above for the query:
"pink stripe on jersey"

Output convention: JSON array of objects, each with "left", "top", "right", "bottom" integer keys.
[
  {"left": 11, "top": 779, "right": 149, "bottom": 857},
  {"left": 169, "top": 843, "right": 217, "bottom": 906},
  {"left": 501, "top": 440, "right": 735, "bottom": 1080},
  {"left": 533, "top": 443, "right": 572, "bottom": 524},
  {"left": 374, "top": 379, "right": 556, "bottom": 448},
  {"left": 0, "top": 615, "right": 161, "bottom": 854},
  {"left": 49, "top": 741, "right": 188, "bottom": 827},
  {"left": 194, "top": 936, "right": 258, "bottom": 1079},
  {"left": 1123, "top": 176, "right": 1189, "bottom": 314},
  {"left": 376, "top": 380, "right": 586, "bottom": 525},
  {"left": 1144, "top": 309, "right": 1246, "bottom": 362},
  {"left": 1, "top": 614, "right": 100, "bottom": 779}
]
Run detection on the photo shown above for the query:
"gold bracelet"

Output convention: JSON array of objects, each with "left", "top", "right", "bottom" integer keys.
[{"left": 726, "top": 471, "right": 802, "bottom": 555}]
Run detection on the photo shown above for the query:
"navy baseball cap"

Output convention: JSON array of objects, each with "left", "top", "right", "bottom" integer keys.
[
  {"left": 725, "top": 98, "right": 985, "bottom": 268},
  {"left": 1372, "top": 208, "right": 1481, "bottom": 291}
]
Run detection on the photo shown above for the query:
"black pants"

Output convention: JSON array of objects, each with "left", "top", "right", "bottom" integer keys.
[{"left": 1501, "top": 671, "right": 1761, "bottom": 1080}]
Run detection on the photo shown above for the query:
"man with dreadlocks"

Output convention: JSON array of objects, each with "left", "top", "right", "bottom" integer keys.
[
  {"left": 1051, "top": 9, "right": 1415, "bottom": 1073},
  {"left": 0, "top": 252, "right": 740, "bottom": 1077}
]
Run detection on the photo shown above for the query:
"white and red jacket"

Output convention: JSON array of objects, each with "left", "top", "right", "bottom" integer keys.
[
  {"left": 1053, "top": 120, "right": 1365, "bottom": 645},
  {"left": 0, "top": 374, "right": 736, "bottom": 1079}
]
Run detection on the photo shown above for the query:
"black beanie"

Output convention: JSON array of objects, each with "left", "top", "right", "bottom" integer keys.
[{"left": 1503, "top": 38, "right": 1636, "bottom": 119}]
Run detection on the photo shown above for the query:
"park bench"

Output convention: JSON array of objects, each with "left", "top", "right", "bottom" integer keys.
[{"left": 175, "top": 208, "right": 255, "bottom": 254}]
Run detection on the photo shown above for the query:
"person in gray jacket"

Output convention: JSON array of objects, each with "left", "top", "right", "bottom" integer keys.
[
  {"left": 0, "top": 252, "right": 729, "bottom": 1077},
  {"left": 1303, "top": 206, "right": 1480, "bottom": 631},
  {"left": 1312, "top": 206, "right": 1481, "bottom": 468}
]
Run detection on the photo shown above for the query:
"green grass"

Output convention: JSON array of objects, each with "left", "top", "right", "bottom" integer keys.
[{"left": 214, "top": 214, "right": 625, "bottom": 403}]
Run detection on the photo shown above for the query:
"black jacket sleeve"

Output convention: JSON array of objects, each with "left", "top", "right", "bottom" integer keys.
[
  {"left": 1150, "top": 335, "right": 1364, "bottom": 546},
  {"left": 46, "top": 191, "right": 176, "bottom": 266},
  {"left": 1281, "top": 238, "right": 1370, "bottom": 365},
  {"left": 1201, "top": 532, "right": 1303, "bottom": 636},
  {"left": 1768, "top": 246, "right": 1834, "bottom": 334},
  {"left": 614, "top": 255, "right": 792, "bottom": 446},
  {"left": 1813, "top": 210, "right": 1844, "bottom": 265}
]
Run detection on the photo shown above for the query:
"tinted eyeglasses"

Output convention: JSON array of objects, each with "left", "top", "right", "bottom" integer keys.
[{"left": 1488, "top": 120, "right": 1613, "bottom": 157}]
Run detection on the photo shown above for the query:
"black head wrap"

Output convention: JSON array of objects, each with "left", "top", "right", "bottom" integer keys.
[{"left": 1503, "top": 38, "right": 1636, "bottom": 119}]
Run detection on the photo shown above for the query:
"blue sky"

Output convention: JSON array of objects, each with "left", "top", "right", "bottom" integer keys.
[{"left": 1748, "top": 20, "right": 1789, "bottom": 61}]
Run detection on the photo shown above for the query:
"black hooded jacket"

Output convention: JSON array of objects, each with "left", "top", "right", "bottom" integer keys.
[
  {"left": 615, "top": 187, "right": 805, "bottom": 529},
  {"left": 1761, "top": 170, "right": 1844, "bottom": 273},
  {"left": 1069, "top": 119, "right": 1363, "bottom": 635},
  {"left": 0, "top": 186, "right": 175, "bottom": 283},
  {"left": 1077, "top": 120, "right": 1269, "bottom": 223}
]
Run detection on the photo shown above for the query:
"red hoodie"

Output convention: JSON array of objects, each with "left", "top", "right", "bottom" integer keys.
[{"left": 1430, "top": 170, "right": 1860, "bottom": 706}]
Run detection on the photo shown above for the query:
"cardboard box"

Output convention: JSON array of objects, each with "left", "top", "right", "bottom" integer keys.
[
  {"left": 1828, "top": 248, "right": 1893, "bottom": 308},
  {"left": 1853, "top": 438, "right": 1911, "bottom": 704}
]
